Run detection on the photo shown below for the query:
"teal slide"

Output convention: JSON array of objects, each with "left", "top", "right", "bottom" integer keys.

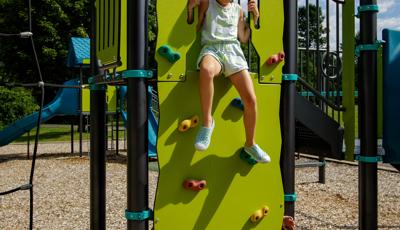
[
  {"left": 0, "top": 79, "right": 79, "bottom": 147},
  {"left": 119, "top": 85, "right": 158, "bottom": 158}
]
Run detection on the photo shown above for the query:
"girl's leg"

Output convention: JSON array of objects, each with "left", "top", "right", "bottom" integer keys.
[
  {"left": 229, "top": 70, "right": 257, "bottom": 147},
  {"left": 229, "top": 70, "right": 270, "bottom": 163},
  {"left": 195, "top": 55, "right": 221, "bottom": 151},
  {"left": 198, "top": 55, "right": 222, "bottom": 127}
]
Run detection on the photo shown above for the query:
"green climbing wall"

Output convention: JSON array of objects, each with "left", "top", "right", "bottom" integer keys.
[{"left": 154, "top": 0, "right": 284, "bottom": 229}]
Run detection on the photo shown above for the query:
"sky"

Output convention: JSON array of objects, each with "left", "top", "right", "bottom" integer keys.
[{"left": 298, "top": 0, "right": 400, "bottom": 48}]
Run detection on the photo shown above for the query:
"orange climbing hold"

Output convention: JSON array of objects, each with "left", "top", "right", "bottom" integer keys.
[
  {"left": 250, "top": 205, "right": 269, "bottom": 223},
  {"left": 178, "top": 115, "right": 199, "bottom": 132},
  {"left": 183, "top": 179, "right": 207, "bottom": 191}
]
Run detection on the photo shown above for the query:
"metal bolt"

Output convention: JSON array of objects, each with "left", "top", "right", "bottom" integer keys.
[
  {"left": 270, "top": 75, "right": 275, "bottom": 81},
  {"left": 260, "top": 76, "right": 265, "bottom": 81},
  {"left": 179, "top": 74, "right": 184, "bottom": 79},
  {"left": 167, "top": 73, "right": 173, "bottom": 79}
]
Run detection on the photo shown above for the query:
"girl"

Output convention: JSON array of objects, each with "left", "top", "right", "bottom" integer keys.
[{"left": 187, "top": 0, "right": 270, "bottom": 163}]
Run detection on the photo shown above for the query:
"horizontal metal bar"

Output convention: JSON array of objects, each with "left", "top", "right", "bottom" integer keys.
[
  {"left": 295, "top": 161, "right": 326, "bottom": 168},
  {"left": 297, "top": 76, "right": 345, "bottom": 111}
]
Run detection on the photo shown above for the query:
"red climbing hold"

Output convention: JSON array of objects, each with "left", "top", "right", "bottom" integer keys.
[{"left": 183, "top": 179, "right": 207, "bottom": 191}]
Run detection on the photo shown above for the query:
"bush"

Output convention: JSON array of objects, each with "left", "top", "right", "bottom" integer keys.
[{"left": 0, "top": 86, "right": 39, "bottom": 128}]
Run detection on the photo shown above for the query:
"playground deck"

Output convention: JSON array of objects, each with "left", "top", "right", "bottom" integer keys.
[{"left": 0, "top": 143, "right": 398, "bottom": 229}]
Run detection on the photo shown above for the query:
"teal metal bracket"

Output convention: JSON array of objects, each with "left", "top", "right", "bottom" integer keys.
[
  {"left": 355, "top": 40, "right": 385, "bottom": 57},
  {"left": 122, "top": 70, "right": 153, "bottom": 79},
  {"left": 282, "top": 74, "right": 298, "bottom": 81},
  {"left": 284, "top": 193, "right": 297, "bottom": 202},
  {"left": 88, "top": 76, "right": 105, "bottom": 91},
  {"left": 356, "top": 5, "right": 379, "bottom": 18},
  {"left": 355, "top": 155, "right": 383, "bottom": 163},
  {"left": 125, "top": 209, "right": 153, "bottom": 221}
]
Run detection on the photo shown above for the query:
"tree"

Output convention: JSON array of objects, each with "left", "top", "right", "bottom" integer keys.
[
  {"left": 0, "top": 0, "right": 90, "bottom": 85},
  {"left": 298, "top": 4, "right": 327, "bottom": 49}
]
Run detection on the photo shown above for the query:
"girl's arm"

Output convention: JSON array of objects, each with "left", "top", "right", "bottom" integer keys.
[
  {"left": 238, "top": 0, "right": 259, "bottom": 43},
  {"left": 196, "top": 0, "right": 208, "bottom": 31},
  {"left": 237, "top": 9, "right": 251, "bottom": 43},
  {"left": 187, "top": 0, "right": 198, "bottom": 24},
  {"left": 187, "top": 0, "right": 208, "bottom": 32}
]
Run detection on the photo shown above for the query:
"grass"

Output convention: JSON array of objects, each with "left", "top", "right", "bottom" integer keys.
[{"left": 13, "top": 124, "right": 126, "bottom": 143}]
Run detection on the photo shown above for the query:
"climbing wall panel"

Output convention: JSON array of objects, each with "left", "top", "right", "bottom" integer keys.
[{"left": 155, "top": 0, "right": 285, "bottom": 229}]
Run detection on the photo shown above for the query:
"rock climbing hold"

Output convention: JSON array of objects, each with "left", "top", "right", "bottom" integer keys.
[
  {"left": 190, "top": 116, "right": 199, "bottom": 128},
  {"left": 250, "top": 209, "right": 264, "bottom": 223},
  {"left": 240, "top": 149, "right": 257, "bottom": 165},
  {"left": 178, "top": 119, "right": 192, "bottom": 132},
  {"left": 262, "top": 206, "right": 269, "bottom": 216},
  {"left": 183, "top": 179, "right": 207, "bottom": 191},
  {"left": 266, "top": 54, "right": 279, "bottom": 65},
  {"left": 230, "top": 98, "right": 244, "bottom": 111},
  {"left": 266, "top": 51, "right": 285, "bottom": 65},
  {"left": 158, "top": 45, "right": 181, "bottom": 63},
  {"left": 278, "top": 51, "right": 285, "bottom": 62},
  {"left": 250, "top": 205, "right": 269, "bottom": 223},
  {"left": 178, "top": 115, "right": 200, "bottom": 132}
]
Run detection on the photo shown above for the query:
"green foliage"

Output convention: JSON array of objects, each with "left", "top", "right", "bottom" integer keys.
[
  {"left": 297, "top": 4, "right": 327, "bottom": 88},
  {"left": 0, "top": 86, "right": 39, "bottom": 127},
  {"left": 0, "top": 0, "right": 90, "bottom": 84},
  {"left": 148, "top": 0, "right": 157, "bottom": 70},
  {"left": 298, "top": 4, "right": 327, "bottom": 48}
]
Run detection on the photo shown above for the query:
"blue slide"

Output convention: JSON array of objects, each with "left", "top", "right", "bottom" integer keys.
[
  {"left": 0, "top": 79, "right": 79, "bottom": 147},
  {"left": 119, "top": 86, "right": 158, "bottom": 158}
]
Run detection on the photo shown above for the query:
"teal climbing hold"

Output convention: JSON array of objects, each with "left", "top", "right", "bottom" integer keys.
[
  {"left": 240, "top": 149, "right": 257, "bottom": 165},
  {"left": 158, "top": 45, "right": 181, "bottom": 63}
]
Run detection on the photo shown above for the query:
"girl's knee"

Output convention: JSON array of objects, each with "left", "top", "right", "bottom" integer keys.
[
  {"left": 243, "top": 94, "right": 257, "bottom": 108},
  {"left": 200, "top": 64, "right": 218, "bottom": 79}
]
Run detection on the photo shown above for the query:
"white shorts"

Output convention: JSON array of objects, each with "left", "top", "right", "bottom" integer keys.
[{"left": 197, "top": 42, "right": 248, "bottom": 77}]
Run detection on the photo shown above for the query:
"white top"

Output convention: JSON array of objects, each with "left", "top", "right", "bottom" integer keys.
[{"left": 201, "top": 0, "right": 241, "bottom": 45}]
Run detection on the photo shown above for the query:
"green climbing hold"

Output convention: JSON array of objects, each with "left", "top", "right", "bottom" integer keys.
[
  {"left": 240, "top": 149, "right": 257, "bottom": 165},
  {"left": 158, "top": 45, "right": 181, "bottom": 63}
]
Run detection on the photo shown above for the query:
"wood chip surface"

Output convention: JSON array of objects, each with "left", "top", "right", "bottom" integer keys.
[{"left": 0, "top": 142, "right": 399, "bottom": 229}]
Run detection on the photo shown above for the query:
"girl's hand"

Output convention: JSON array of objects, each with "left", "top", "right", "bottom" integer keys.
[
  {"left": 247, "top": 0, "right": 259, "bottom": 24},
  {"left": 188, "top": 0, "right": 199, "bottom": 10}
]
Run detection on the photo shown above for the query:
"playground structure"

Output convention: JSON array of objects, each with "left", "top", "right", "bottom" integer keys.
[
  {"left": 0, "top": 0, "right": 399, "bottom": 229},
  {"left": 86, "top": 0, "right": 399, "bottom": 229}
]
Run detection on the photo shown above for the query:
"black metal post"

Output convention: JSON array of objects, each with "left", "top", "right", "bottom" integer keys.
[
  {"left": 71, "top": 121, "right": 74, "bottom": 154},
  {"left": 90, "top": 0, "right": 106, "bottom": 227},
  {"left": 358, "top": 0, "right": 378, "bottom": 229},
  {"left": 27, "top": 131, "right": 30, "bottom": 159},
  {"left": 318, "top": 156, "right": 325, "bottom": 184},
  {"left": 126, "top": 0, "right": 149, "bottom": 229},
  {"left": 90, "top": 89, "right": 106, "bottom": 230},
  {"left": 280, "top": 0, "right": 297, "bottom": 218},
  {"left": 79, "top": 66, "right": 84, "bottom": 157},
  {"left": 116, "top": 87, "right": 120, "bottom": 155}
]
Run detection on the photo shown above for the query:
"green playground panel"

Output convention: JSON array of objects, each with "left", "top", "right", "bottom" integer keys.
[
  {"left": 155, "top": 71, "right": 283, "bottom": 229},
  {"left": 117, "top": 0, "right": 127, "bottom": 72},
  {"left": 96, "top": 0, "right": 122, "bottom": 68},
  {"left": 82, "top": 88, "right": 90, "bottom": 113},
  {"left": 106, "top": 85, "right": 117, "bottom": 112},
  {"left": 341, "top": 0, "right": 356, "bottom": 160},
  {"left": 82, "top": 86, "right": 117, "bottom": 112},
  {"left": 377, "top": 47, "right": 383, "bottom": 138},
  {"left": 154, "top": 0, "right": 284, "bottom": 229},
  {"left": 251, "top": 0, "right": 285, "bottom": 84}
]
